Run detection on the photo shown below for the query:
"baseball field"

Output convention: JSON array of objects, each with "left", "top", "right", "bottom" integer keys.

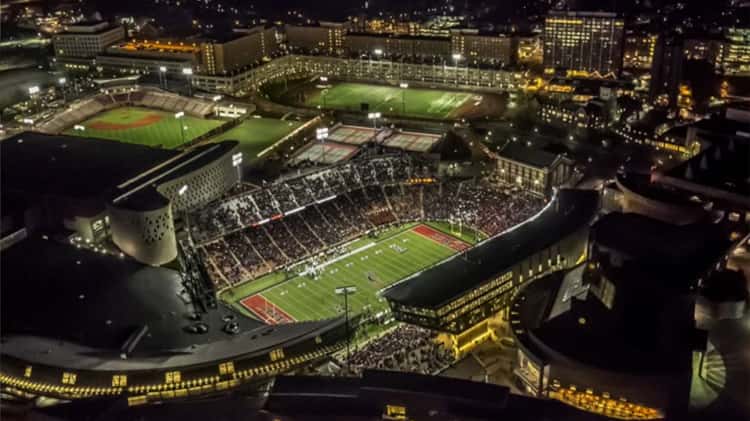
[{"left": 65, "top": 107, "right": 224, "bottom": 149}]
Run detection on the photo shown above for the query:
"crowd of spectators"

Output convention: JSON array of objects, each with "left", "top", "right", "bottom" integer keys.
[
  {"left": 346, "top": 325, "right": 453, "bottom": 376},
  {"left": 196, "top": 158, "right": 545, "bottom": 288}
]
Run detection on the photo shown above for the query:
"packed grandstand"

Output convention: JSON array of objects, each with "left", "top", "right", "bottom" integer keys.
[{"left": 191, "top": 155, "right": 546, "bottom": 288}]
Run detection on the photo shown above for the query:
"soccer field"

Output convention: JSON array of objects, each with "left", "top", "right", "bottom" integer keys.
[
  {"left": 222, "top": 223, "right": 481, "bottom": 323},
  {"left": 305, "top": 82, "right": 474, "bottom": 119},
  {"left": 209, "top": 117, "right": 304, "bottom": 163},
  {"left": 65, "top": 107, "right": 224, "bottom": 149}
]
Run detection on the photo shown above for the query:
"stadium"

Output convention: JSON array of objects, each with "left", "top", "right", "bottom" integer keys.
[{"left": 33, "top": 80, "right": 313, "bottom": 164}]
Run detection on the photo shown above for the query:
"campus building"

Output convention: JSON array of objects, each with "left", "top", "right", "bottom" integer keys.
[
  {"left": 0, "top": 132, "right": 240, "bottom": 266},
  {"left": 510, "top": 212, "right": 733, "bottom": 420},
  {"left": 285, "top": 22, "right": 347, "bottom": 55},
  {"left": 345, "top": 33, "right": 451, "bottom": 60},
  {"left": 450, "top": 29, "right": 515, "bottom": 65},
  {"left": 53, "top": 21, "right": 125, "bottom": 59},
  {"left": 200, "top": 26, "right": 279, "bottom": 75},
  {"left": 96, "top": 39, "right": 201, "bottom": 76},
  {"left": 623, "top": 32, "right": 658, "bottom": 70},
  {"left": 495, "top": 143, "right": 575, "bottom": 197},
  {"left": 715, "top": 27, "right": 750, "bottom": 76},
  {"left": 543, "top": 11, "right": 625, "bottom": 76},
  {"left": 383, "top": 189, "right": 599, "bottom": 357},
  {"left": 538, "top": 98, "right": 609, "bottom": 131}
]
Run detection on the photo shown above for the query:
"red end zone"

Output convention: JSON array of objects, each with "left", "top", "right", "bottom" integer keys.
[
  {"left": 412, "top": 225, "right": 470, "bottom": 252},
  {"left": 240, "top": 294, "right": 295, "bottom": 324}
]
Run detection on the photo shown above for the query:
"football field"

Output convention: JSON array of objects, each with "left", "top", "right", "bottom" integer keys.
[
  {"left": 304, "top": 82, "right": 475, "bottom": 119},
  {"left": 222, "top": 223, "right": 481, "bottom": 323},
  {"left": 209, "top": 117, "right": 304, "bottom": 163},
  {"left": 65, "top": 107, "right": 224, "bottom": 149}
]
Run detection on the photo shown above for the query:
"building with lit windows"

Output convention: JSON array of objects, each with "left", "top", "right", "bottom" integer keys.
[
  {"left": 200, "top": 26, "right": 278, "bottom": 75},
  {"left": 623, "top": 33, "right": 658, "bottom": 70},
  {"left": 52, "top": 21, "right": 125, "bottom": 59},
  {"left": 96, "top": 39, "right": 201, "bottom": 76},
  {"left": 345, "top": 33, "right": 451, "bottom": 60},
  {"left": 543, "top": 11, "right": 625, "bottom": 76},
  {"left": 510, "top": 212, "right": 733, "bottom": 420},
  {"left": 450, "top": 29, "right": 514, "bottom": 66},
  {"left": 495, "top": 143, "right": 575, "bottom": 197},
  {"left": 285, "top": 22, "right": 347, "bottom": 55},
  {"left": 383, "top": 189, "right": 598, "bottom": 357},
  {"left": 538, "top": 98, "right": 608, "bottom": 131},
  {"left": 715, "top": 28, "right": 750, "bottom": 76}
]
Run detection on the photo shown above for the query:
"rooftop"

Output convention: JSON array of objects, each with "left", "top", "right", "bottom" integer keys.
[
  {"left": 382, "top": 189, "right": 599, "bottom": 308},
  {"left": 498, "top": 142, "right": 561, "bottom": 169},
  {"left": 1, "top": 132, "right": 177, "bottom": 200}
]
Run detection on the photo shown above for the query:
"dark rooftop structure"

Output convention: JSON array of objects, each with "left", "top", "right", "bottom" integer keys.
[
  {"left": 383, "top": 189, "right": 599, "bottom": 309},
  {"left": 497, "top": 142, "right": 561, "bottom": 169},
  {"left": 1, "top": 132, "right": 177, "bottom": 199}
]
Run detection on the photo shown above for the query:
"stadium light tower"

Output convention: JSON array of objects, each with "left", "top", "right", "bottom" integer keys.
[
  {"left": 182, "top": 67, "right": 193, "bottom": 96},
  {"left": 159, "top": 66, "right": 168, "bottom": 89},
  {"left": 367, "top": 112, "right": 381, "bottom": 129},
  {"left": 399, "top": 82, "right": 409, "bottom": 114},
  {"left": 452, "top": 54, "right": 462, "bottom": 86},
  {"left": 58, "top": 77, "right": 67, "bottom": 102},
  {"left": 334, "top": 285, "right": 357, "bottom": 373},
  {"left": 316, "top": 127, "right": 329, "bottom": 142},
  {"left": 175, "top": 111, "right": 186, "bottom": 145}
]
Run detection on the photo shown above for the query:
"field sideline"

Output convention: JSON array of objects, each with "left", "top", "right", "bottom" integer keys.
[
  {"left": 65, "top": 106, "right": 224, "bottom": 149},
  {"left": 303, "top": 82, "right": 476, "bottom": 119},
  {"left": 222, "top": 222, "right": 484, "bottom": 323}
]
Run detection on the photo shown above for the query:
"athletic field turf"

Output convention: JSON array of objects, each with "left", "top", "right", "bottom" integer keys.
[
  {"left": 209, "top": 117, "right": 304, "bottom": 163},
  {"left": 305, "top": 82, "right": 475, "bottom": 119},
  {"left": 65, "top": 107, "right": 224, "bottom": 149},
  {"left": 222, "top": 223, "right": 483, "bottom": 324}
]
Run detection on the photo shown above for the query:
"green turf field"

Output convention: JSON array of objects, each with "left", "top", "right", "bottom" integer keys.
[
  {"left": 222, "top": 223, "right": 484, "bottom": 323},
  {"left": 209, "top": 117, "right": 304, "bottom": 162},
  {"left": 304, "top": 82, "right": 474, "bottom": 119},
  {"left": 65, "top": 107, "right": 224, "bottom": 149}
]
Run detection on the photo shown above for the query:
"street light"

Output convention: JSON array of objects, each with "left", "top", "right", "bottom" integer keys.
[
  {"left": 175, "top": 111, "right": 186, "bottom": 145},
  {"left": 399, "top": 82, "right": 409, "bottom": 114},
  {"left": 334, "top": 285, "right": 357, "bottom": 373}
]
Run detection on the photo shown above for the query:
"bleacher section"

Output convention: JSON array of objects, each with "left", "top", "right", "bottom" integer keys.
[{"left": 37, "top": 87, "right": 216, "bottom": 134}]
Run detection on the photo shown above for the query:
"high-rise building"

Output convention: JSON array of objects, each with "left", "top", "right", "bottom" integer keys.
[
  {"left": 450, "top": 29, "right": 514, "bottom": 65},
  {"left": 650, "top": 36, "right": 684, "bottom": 106},
  {"left": 201, "top": 26, "right": 278, "bottom": 75},
  {"left": 53, "top": 21, "right": 124, "bottom": 59},
  {"left": 285, "top": 22, "right": 347, "bottom": 55},
  {"left": 543, "top": 11, "right": 624, "bottom": 75}
]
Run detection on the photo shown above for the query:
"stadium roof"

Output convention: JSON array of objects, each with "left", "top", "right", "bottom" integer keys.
[
  {"left": 497, "top": 142, "right": 563, "bottom": 169},
  {"left": 1, "top": 235, "right": 346, "bottom": 371},
  {"left": 382, "top": 189, "right": 599, "bottom": 309},
  {"left": 1, "top": 132, "right": 177, "bottom": 199}
]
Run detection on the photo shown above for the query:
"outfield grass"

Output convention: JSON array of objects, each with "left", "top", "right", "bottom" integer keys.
[
  {"left": 222, "top": 223, "right": 476, "bottom": 321},
  {"left": 66, "top": 107, "right": 224, "bottom": 149},
  {"left": 209, "top": 117, "right": 304, "bottom": 163},
  {"left": 305, "top": 82, "right": 474, "bottom": 119}
]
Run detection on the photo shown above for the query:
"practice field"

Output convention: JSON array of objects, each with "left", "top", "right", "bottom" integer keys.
[
  {"left": 223, "top": 223, "right": 481, "bottom": 324},
  {"left": 303, "top": 82, "right": 476, "bottom": 119},
  {"left": 65, "top": 107, "right": 224, "bottom": 149},
  {"left": 209, "top": 117, "right": 304, "bottom": 163}
]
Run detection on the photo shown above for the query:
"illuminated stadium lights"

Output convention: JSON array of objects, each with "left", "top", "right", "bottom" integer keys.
[
  {"left": 452, "top": 53, "right": 463, "bottom": 61},
  {"left": 28, "top": 86, "right": 40, "bottom": 95},
  {"left": 316, "top": 127, "right": 329, "bottom": 140},
  {"left": 181, "top": 68, "right": 193, "bottom": 75},
  {"left": 159, "top": 66, "right": 167, "bottom": 73},
  {"left": 399, "top": 82, "right": 409, "bottom": 89},
  {"left": 373, "top": 48, "right": 383, "bottom": 56},
  {"left": 320, "top": 76, "right": 328, "bottom": 82},
  {"left": 73, "top": 125, "right": 85, "bottom": 131},
  {"left": 178, "top": 184, "right": 188, "bottom": 196},
  {"left": 232, "top": 152, "right": 243, "bottom": 167},
  {"left": 174, "top": 111, "right": 185, "bottom": 119}
]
